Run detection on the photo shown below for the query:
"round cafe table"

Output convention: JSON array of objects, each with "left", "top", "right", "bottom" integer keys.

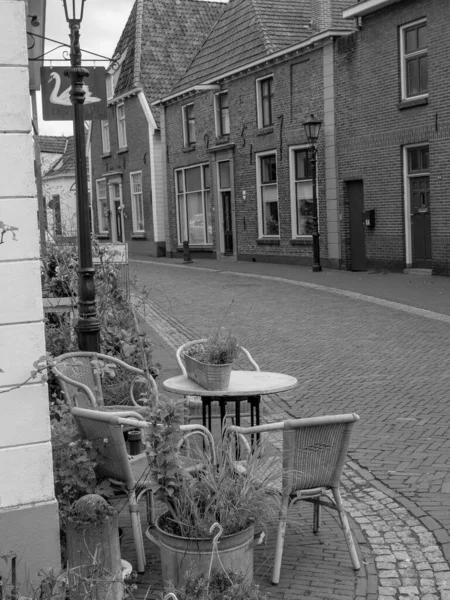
[{"left": 163, "top": 370, "right": 298, "bottom": 432}]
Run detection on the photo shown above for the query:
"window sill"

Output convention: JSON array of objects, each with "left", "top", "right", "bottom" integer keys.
[
  {"left": 291, "top": 238, "right": 312, "bottom": 246},
  {"left": 183, "top": 145, "right": 196, "bottom": 153},
  {"left": 256, "top": 238, "right": 280, "bottom": 246},
  {"left": 102, "top": 152, "right": 111, "bottom": 158},
  {"left": 257, "top": 126, "right": 274, "bottom": 136},
  {"left": 398, "top": 96, "right": 428, "bottom": 110},
  {"left": 177, "top": 245, "right": 214, "bottom": 251},
  {"left": 96, "top": 233, "right": 110, "bottom": 239},
  {"left": 215, "top": 135, "right": 230, "bottom": 145},
  {"left": 131, "top": 232, "right": 146, "bottom": 239},
  {"left": 117, "top": 147, "right": 128, "bottom": 154}
]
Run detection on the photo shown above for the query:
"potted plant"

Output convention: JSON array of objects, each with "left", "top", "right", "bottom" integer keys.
[
  {"left": 179, "top": 328, "right": 239, "bottom": 391},
  {"left": 164, "top": 568, "right": 268, "bottom": 600},
  {"left": 144, "top": 397, "right": 276, "bottom": 588}
]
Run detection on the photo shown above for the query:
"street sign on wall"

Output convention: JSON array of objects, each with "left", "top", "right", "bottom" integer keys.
[{"left": 41, "top": 66, "right": 107, "bottom": 121}]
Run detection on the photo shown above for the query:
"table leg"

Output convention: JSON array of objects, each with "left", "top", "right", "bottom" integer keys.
[
  {"left": 202, "top": 397, "right": 212, "bottom": 432},
  {"left": 235, "top": 397, "right": 241, "bottom": 427},
  {"left": 249, "top": 395, "right": 261, "bottom": 445},
  {"left": 219, "top": 399, "right": 227, "bottom": 432}
]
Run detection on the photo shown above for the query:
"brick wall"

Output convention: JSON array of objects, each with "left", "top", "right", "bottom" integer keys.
[
  {"left": 91, "top": 94, "right": 164, "bottom": 256},
  {"left": 164, "top": 45, "right": 333, "bottom": 266},
  {"left": 335, "top": 0, "right": 450, "bottom": 273}
]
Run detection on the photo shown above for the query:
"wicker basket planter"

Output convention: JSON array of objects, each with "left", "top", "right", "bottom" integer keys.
[{"left": 184, "top": 353, "right": 232, "bottom": 391}]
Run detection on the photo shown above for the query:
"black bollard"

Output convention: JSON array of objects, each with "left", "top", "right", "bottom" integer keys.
[{"left": 183, "top": 240, "right": 193, "bottom": 264}]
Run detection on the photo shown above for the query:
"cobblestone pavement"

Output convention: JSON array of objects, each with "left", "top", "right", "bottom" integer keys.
[{"left": 128, "top": 258, "right": 450, "bottom": 599}]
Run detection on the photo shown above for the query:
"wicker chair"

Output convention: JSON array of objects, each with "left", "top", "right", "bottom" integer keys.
[
  {"left": 177, "top": 340, "right": 260, "bottom": 424},
  {"left": 52, "top": 351, "right": 158, "bottom": 415},
  {"left": 225, "top": 413, "right": 361, "bottom": 584},
  {"left": 71, "top": 407, "right": 215, "bottom": 574}
]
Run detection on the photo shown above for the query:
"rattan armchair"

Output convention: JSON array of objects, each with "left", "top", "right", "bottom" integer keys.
[
  {"left": 225, "top": 413, "right": 361, "bottom": 584},
  {"left": 71, "top": 407, "right": 215, "bottom": 574},
  {"left": 52, "top": 351, "right": 158, "bottom": 415}
]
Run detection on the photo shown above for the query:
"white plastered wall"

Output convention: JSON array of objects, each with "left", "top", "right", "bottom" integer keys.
[
  {"left": 138, "top": 92, "right": 165, "bottom": 242},
  {"left": 43, "top": 175, "right": 77, "bottom": 235},
  {"left": 0, "top": 0, "right": 60, "bottom": 585}
]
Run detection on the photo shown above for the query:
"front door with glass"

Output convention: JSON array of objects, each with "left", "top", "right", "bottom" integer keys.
[
  {"left": 109, "top": 181, "right": 124, "bottom": 243},
  {"left": 218, "top": 161, "right": 234, "bottom": 255}
]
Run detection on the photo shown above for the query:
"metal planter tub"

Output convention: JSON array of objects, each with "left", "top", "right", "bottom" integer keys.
[
  {"left": 146, "top": 519, "right": 256, "bottom": 587},
  {"left": 184, "top": 353, "right": 232, "bottom": 391}
]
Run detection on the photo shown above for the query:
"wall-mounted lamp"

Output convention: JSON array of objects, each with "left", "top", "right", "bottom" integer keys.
[
  {"left": 242, "top": 190, "right": 247, "bottom": 201},
  {"left": 28, "top": 14, "right": 40, "bottom": 27}
]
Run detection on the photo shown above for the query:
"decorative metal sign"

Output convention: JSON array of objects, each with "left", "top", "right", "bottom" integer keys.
[{"left": 40, "top": 66, "right": 107, "bottom": 121}]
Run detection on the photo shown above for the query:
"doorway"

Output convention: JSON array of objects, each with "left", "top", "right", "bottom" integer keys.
[
  {"left": 109, "top": 181, "right": 124, "bottom": 243},
  {"left": 348, "top": 180, "right": 366, "bottom": 271},
  {"left": 410, "top": 176, "right": 431, "bottom": 268},
  {"left": 222, "top": 191, "right": 233, "bottom": 255},
  {"left": 217, "top": 160, "right": 235, "bottom": 256}
]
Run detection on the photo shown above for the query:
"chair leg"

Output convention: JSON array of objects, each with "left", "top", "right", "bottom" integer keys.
[
  {"left": 313, "top": 500, "right": 321, "bottom": 534},
  {"left": 331, "top": 487, "right": 360, "bottom": 571},
  {"left": 128, "top": 489, "right": 146, "bottom": 573},
  {"left": 272, "top": 495, "right": 290, "bottom": 585}
]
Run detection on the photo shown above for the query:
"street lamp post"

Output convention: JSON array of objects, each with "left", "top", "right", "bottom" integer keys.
[
  {"left": 63, "top": 0, "right": 100, "bottom": 351},
  {"left": 303, "top": 114, "right": 323, "bottom": 273}
]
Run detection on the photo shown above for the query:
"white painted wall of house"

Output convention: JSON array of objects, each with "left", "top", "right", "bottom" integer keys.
[
  {"left": 43, "top": 174, "right": 77, "bottom": 235},
  {"left": 0, "top": 0, "right": 60, "bottom": 589}
]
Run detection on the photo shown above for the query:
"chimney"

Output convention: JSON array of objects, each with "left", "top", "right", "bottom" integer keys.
[{"left": 311, "top": 0, "right": 332, "bottom": 32}]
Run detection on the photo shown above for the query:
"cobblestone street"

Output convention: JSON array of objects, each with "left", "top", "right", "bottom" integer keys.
[{"left": 127, "top": 258, "right": 450, "bottom": 599}]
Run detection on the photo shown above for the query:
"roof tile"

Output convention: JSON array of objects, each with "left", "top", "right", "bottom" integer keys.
[
  {"left": 37, "top": 135, "right": 68, "bottom": 154},
  {"left": 113, "top": 0, "right": 225, "bottom": 126},
  {"left": 171, "top": 0, "right": 356, "bottom": 94},
  {"left": 45, "top": 137, "right": 75, "bottom": 177}
]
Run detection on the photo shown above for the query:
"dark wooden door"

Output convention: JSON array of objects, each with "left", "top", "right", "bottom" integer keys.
[
  {"left": 348, "top": 180, "right": 366, "bottom": 271},
  {"left": 222, "top": 191, "right": 233, "bottom": 255},
  {"left": 114, "top": 200, "right": 123, "bottom": 242},
  {"left": 411, "top": 176, "right": 431, "bottom": 268}
]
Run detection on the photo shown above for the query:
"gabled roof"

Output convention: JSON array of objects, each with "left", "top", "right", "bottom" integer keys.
[
  {"left": 45, "top": 137, "right": 75, "bottom": 177},
  {"left": 171, "top": 0, "right": 355, "bottom": 95},
  {"left": 37, "top": 135, "right": 67, "bottom": 154},
  {"left": 112, "top": 0, "right": 225, "bottom": 126}
]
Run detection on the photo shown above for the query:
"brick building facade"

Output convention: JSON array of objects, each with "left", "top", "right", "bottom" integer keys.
[
  {"left": 159, "top": 0, "right": 355, "bottom": 267},
  {"left": 90, "top": 94, "right": 157, "bottom": 254},
  {"left": 337, "top": 0, "right": 450, "bottom": 274},
  {"left": 89, "top": 0, "right": 224, "bottom": 257}
]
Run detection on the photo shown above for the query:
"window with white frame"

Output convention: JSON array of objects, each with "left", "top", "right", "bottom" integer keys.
[
  {"left": 182, "top": 103, "right": 196, "bottom": 146},
  {"left": 214, "top": 92, "right": 230, "bottom": 136},
  {"left": 400, "top": 19, "right": 427, "bottom": 100},
  {"left": 130, "top": 171, "right": 145, "bottom": 232},
  {"left": 101, "top": 120, "right": 110, "bottom": 154},
  {"left": 117, "top": 103, "right": 127, "bottom": 148},
  {"left": 96, "top": 179, "right": 109, "bottom": 234},
  {"left": 290, "top": 147, "right": 314, "bottom": 237},
  {"left": 175, "top": 164, "right": 212, "bottom": 245},
  {"left": 256, "top": 152, "right": 279, "bottom": 236},
  {"left": 256, "top": 76, "right": 274, "bottom": 128}
]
